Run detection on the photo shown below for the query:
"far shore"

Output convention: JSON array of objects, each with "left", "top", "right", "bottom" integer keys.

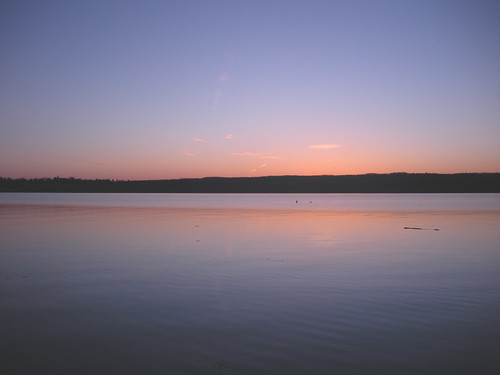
[{"left": 1, "top": 173, "right": 500, "bottom": 193}]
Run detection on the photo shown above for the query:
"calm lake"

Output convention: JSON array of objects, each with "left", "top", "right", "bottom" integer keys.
[{"left": 1, "top": 193, "right": 500, "bottom": 374}]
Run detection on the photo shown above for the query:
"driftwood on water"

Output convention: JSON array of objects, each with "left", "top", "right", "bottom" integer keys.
[{"left": 404, "top": 227, "right": 440, "bottom": 231}]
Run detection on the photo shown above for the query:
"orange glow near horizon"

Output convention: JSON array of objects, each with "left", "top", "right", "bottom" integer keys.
[{"left": 2, "top": 141, "right": 498, "bottom": 180}]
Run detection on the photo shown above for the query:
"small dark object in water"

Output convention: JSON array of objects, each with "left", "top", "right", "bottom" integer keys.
[
  {"left": 404, "top": 227, "right": 440, "bottom": 231},
  {"left": 214, "top": 361, "right": 228, "bottom": 369}
]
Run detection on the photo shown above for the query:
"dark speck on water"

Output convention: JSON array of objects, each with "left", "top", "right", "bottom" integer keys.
[
  {"left": 404, "top": 226, "right": 440, "bottom": 231},
  {"left": 213, "top": 361, "right": 228, "bottom": 369}
]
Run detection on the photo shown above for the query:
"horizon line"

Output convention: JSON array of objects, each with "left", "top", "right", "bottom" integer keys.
[{"left": 2, "top": 171, "right": 499, "bottom": 182}]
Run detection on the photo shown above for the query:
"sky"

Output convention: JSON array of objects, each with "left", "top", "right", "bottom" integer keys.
[{"left": 1, "top": 0, "right": 499, "bottom": 180}]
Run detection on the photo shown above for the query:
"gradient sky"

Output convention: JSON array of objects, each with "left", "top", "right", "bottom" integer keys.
[{"left": 1, "top": 0, "right": 499, "bottom": 179}]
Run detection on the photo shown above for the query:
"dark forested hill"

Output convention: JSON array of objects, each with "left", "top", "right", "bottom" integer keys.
[{"left": 1, "top": 173, "right": 499, "bottom": 193}]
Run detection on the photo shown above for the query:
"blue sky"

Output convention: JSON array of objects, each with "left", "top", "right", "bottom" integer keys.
[{"left": 1, "top": 0, "right": 499, "bottom": 179}]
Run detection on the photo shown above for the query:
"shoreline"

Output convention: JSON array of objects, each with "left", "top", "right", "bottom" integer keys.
[{"left": 1, "top": 173, "right": 500, "bottom": 193}]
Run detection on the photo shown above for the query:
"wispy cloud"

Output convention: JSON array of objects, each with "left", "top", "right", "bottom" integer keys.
[
  {"left": 168, "top": 133, "right": 178, "bottom": 140},
  {"left": 225, "top": 134, "right": 234, "bottom": 140},
  {"left": 309, "top": 144, "right": 342, "bottom": 150},
  {"left": 192, "top": 138, "right": 208, "bottom": 143},
  {"left": 181, "top": 148, "right": 198, "bottom": 157},
  {"left": 232, "top": 152, "right": 282, "bottom": 160},
  {"left": 212, "top": 88, "right": 222, "bottom": 111},
  {"left": 218, "top": 72, "right": 229, "bottom": 82},
  {"left": 250, "top": 163, "right": 268, "bottom": 173},
  {"left": 213, "top": 71, "right": 229, "bottom": 110}
]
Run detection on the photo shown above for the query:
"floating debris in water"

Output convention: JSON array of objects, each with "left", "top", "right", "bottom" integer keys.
[
  {"left": 333, "top": 347, "right": 348, "bottom": 352},
  {"left": 213, "top": 360, "right": 228, "bottom": 369},
  {"left": 404, "top": 227, "right": 440, "bottom": 231}
]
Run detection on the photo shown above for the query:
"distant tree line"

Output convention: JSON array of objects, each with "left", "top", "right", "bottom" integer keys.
[{"left": 1, "top": 173, "right": 499, "bottom": 193}]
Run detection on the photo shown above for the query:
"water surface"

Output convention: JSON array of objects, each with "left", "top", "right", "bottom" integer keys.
[{"left": 1, "top": 194, "right": 499, "bottom": 374}]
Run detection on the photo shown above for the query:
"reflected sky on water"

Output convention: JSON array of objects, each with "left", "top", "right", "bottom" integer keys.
[{"left": 1, "top": 194, "right": 500, "bottom": 374}]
